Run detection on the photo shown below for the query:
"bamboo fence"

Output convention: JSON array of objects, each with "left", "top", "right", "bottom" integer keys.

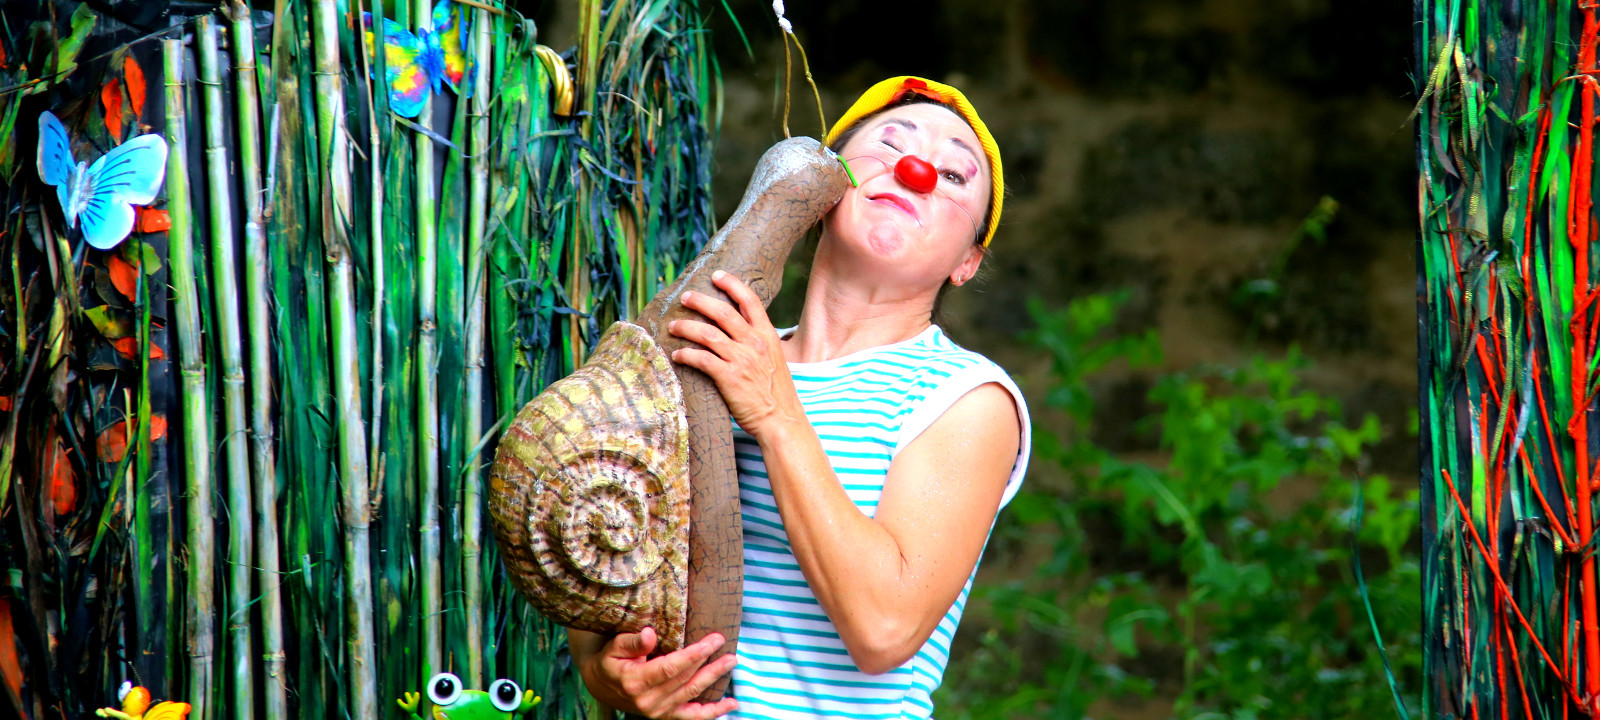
[
  {"left": 1416, "top": 1, "right": 1600, "bottom": 716},
  {"left": 0, "top": 0, "right": 722, "bottom": 717}
]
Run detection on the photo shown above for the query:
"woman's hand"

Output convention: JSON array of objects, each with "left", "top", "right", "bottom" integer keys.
[
  {"left": 669, "top": 270, "right": 803, "bottom": 439},
  {"left": 574, "top": 627, "right": 738, "bottom": 719}
]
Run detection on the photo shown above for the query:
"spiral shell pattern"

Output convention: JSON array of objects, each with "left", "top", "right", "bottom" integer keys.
[{"left": 488, "top": 321, "right": 690, "bottom": 650}]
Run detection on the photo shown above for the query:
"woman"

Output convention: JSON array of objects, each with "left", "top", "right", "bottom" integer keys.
[{"left": 570, "top": 76, "right": 1031, "bottom": 720}]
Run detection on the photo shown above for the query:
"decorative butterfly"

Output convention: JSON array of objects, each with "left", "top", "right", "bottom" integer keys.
[
  {"left": 36, "top": 111, "right": 168, "bottom": 251},
  {"left": 94, "top": 681, "right": 192, "bottom": 720},
  {"left": 363, "top": 0, "right": 475, "bottom": 118}
]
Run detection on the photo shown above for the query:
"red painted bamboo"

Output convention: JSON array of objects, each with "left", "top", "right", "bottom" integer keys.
[{"left": 1574, "top": 5, "right": 1600, "bottom": 699}]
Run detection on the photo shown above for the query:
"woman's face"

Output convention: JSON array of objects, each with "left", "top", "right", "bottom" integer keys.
[{"left": 822, "top": 103, "right": 991, "bottom": 291}]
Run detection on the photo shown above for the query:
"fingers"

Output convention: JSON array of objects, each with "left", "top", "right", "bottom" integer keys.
[
  {"left": 678, "top": 287, "right": 750, "bottom": 341},
  {"left": 662, "top": 651, "right": 738, "bottom": 710},
  {"left": 610, "top": 627, "right": 657, "bottom": 660},
  {"left": 669, "top": 318, "right": 735, "bottom": 356},
  {"left": 711, "top": 270, "right": 775, "bottom": 332},
  {"left": 670, "top": 346, "right": 729, "bottom": 377},
  {"left": 667, "top": 697, "right": 740, "bottom": 720},
  {"left": 639, "top": 633, "right": 725, "bottom": 688}
]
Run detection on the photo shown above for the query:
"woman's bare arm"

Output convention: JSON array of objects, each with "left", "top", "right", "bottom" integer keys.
[{"left": 753, "top": 383, "right": 1018, "bottom": 673}]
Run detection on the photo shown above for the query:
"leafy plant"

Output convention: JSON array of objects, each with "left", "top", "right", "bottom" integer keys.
[{"left": 936, "top": 292, "right": 1420, "bottom": 719}]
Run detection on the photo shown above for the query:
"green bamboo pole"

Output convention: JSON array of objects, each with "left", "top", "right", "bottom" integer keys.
[
  {"left": 164, "top": 36, "right": 216, "bottom": 720},
  {"left": 196, "top": 18, "right": 257, "bottom": 718},
  {"left": 414, "top": 0, "right": 444, "bottom": 677},
  {"left": 133, "top": 192, "right": 159, "bottom": 695},
  {"left": 228, "top": 2, "right": 290, "bottom": 716},
  {"left": 309, "top": 1, "right": 379, "bottom": 717},
  {"left": 483, "top": 13, "right": 517, "bottom": 683},
  {"left": 363, "top": 0, "right": 387, "bottom": 544},
  {"left": 461, "top": 4, "right": 492, "bottom": 687},
  {"left": 372, "top": 0, "right": 427, "bottom": 704},
  {"left": 264, "top": 2, "right": 336, "bottom": 713}
]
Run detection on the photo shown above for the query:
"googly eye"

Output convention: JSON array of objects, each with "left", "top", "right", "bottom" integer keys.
[
  {"left": 118, "top": 681, "right": 133, "bottom": 702},
  {"left": 428, "top": 672, "right": 463, "bottom": 707},
  {"left": 488, "top": 679, "right": 522, "bottom": 712}
]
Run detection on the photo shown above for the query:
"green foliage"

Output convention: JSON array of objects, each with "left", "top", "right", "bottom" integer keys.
[{"left": 936, "top": 292, "right": 1421, "bottom": 719}]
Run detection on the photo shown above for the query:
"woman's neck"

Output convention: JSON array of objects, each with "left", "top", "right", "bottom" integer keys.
[{"left": 783, "top": 271, "right": 936, "bottom": 364}]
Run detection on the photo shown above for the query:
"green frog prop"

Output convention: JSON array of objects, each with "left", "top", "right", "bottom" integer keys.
[{"left": 397, "top": 672, "right": 541, "bottom": 720}]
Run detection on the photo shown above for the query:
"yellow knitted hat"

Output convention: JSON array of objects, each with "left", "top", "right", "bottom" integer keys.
[{"left": 824, "top": 76, "right": 1003, "bottom": 246}]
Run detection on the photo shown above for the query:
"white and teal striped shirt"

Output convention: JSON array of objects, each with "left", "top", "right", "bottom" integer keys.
[{"left": 726, "top": 324, "right": 1031, "bottom": 720}]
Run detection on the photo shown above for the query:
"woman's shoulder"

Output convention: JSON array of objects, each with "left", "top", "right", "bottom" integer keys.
[
  {"left": 900, "top": 325, "right": 1011, "bottom": 376},
  {"left": 893, "top": 326, "right": 1033, "bottom": 505}
]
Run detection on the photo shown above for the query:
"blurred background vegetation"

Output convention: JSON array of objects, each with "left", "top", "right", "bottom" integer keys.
[{"left": 550, "top": 0, "right": 1422, "bottom": 716}]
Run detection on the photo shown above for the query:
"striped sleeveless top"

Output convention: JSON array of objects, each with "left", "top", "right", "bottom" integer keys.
[{"left": 725, "top": 324, "right": 1031, "bottom": 720}]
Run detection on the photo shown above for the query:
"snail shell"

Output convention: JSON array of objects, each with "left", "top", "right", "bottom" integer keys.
[{"left": 488, "top": 321, "right": 690, "bottom": 650}]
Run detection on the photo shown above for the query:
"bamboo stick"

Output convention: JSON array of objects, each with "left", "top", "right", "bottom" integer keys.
[
  {"left": 370, "top": 0, "right": 426, "bottom": 703},
  {"left": 228, "top": 3, "right": 290, "bottom": 717},
  {"left": 133, "top": 188, "right": 159, "bottom": 697},
  {"left": 308, "top": 1, "right": 379, "bottom": 717},
  {"left": 487, "top": 9, "right": 518, "bottom": 425},
  {"left": 482, "top": 13, "right": 518, "bottom": 682},
  {"left": 414, "top": 0, "right": 444, "bottom": 677},
  {"left": 461, "top": 3, "right": 493, "bottom": 687},
  {"left": 196, "top": 17, "right": 257, "bottom": 718},
  {"left": 163, "top": 36, "right": 216, "bottom": 720},
  {"left": 363, "top": 0, "right": 388, "bottom": 541}
]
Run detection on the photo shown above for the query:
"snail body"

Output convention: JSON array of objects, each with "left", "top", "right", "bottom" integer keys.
[{"left": 488, "top": 137, "right": 850, "bottom": 686}]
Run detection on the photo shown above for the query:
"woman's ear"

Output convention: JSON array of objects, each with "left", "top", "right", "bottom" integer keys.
[{"left": 951, "top": 245, "right": 984, "bottom": 286}]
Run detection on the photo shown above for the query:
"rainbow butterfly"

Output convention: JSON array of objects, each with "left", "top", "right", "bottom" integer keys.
[
  {"left": 363, "top": 0, "right": 475, "bottom": 118},
  {"left": 36, "top": 111, "right": 168, "bottom": 251}
]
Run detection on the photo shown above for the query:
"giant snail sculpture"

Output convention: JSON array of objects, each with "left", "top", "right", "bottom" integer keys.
[{"left": 488, "top": 136, "right": 851, "bottom": 701}]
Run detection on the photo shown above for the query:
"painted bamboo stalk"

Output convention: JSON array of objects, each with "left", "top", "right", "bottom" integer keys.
[
  {"left": 486, "top": 9, "right": 519, "bottom": 425},
  {"left": 461, "top": 3, "right": 492, "bottom": 687},
  {"left": 364, "top": 0, "right": 388, "bottom": 533},
  {"left": 414, "top": 0, "right": 444, "bottom": 677},
  {"left": 163, "top": 36, "right": 216, "bottom": 720},
  {"left": 1576, "top": 6, "right": 1600, "bottom": 699},
  {"left": 228, "top": 2, "right": 290, "bottom": 716},
  {"left": 133, "top": 170, "right": 160, "bottom": 699},
  {"left": 196, "top": 17, "right": 258, "bottom": 718},
  {"left": 308, "top": 1, "right": 379, "bottom": 717},
  {"left": 482, "top": 12, "right": 518, "bottom": 682},
  {"left": 369, "top": 0, "right": 425, "bottom": 704}
]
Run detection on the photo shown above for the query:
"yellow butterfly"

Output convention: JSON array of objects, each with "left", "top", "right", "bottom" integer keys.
[{"left": 96, "top": 682, "right": 192, "bottom": 720}]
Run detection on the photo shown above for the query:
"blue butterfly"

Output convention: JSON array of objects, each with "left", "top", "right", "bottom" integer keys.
[{"left": 36, "top": 110, "right": 169, "bottom": 251}]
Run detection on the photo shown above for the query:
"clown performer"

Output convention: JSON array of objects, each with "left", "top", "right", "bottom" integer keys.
[{"left": 569, "top": 76, "right": 1033, "bottom": 720}]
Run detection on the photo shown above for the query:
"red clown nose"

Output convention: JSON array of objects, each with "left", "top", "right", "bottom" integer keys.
[{"left": 894, "top": 155, "right": 938, "bottom": 194}]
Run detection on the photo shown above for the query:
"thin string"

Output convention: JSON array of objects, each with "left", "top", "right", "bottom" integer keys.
[
  {"left": 792, "top": 33, "right": 827, "bottom": 135},
  {"left": 780, "top": 34, "right": 793, "bottom": 138}
]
